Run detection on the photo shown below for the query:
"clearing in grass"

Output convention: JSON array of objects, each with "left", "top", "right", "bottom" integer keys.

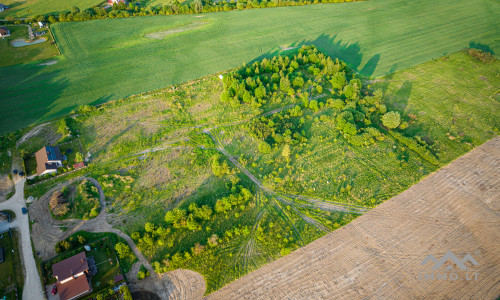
[{"left": 1, "top": 0, "right": 499, "bottom": 133}]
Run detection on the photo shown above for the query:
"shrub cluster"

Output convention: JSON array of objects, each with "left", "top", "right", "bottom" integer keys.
[
  {"left": 467, "top": 48, "right": 496, "bottom": 64},
  {"left": 28, "top": 0, "right": 364, "bottom": 24}
]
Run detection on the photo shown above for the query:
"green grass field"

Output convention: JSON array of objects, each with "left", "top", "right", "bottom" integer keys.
[
  {"left": 0, "top": 0, "right": 103, "bottom": 18},
  {"left": 0, "top": 0, "right": 498, "bottom": 133},
  {"left": 0, "top": 25, "right": 59, "bottom": 67},
  {"left": 0, "top": 231, "right": 23, "bottom": 299}
]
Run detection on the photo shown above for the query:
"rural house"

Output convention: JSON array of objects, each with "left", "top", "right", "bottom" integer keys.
[
  {"left": 52, "top": 252, "right": 91, "bottom": 300},
  {"left": 35, "top": 146, "right": 63, "bottom": 176},
  {"left": 0, "top": 3, "right": 8, "bottom": 12},
  {"left": 0, "top": 26, "right": 10, "bottom": 38}
]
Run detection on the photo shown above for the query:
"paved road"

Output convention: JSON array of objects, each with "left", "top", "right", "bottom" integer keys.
[{"left": 0, "top": 177, "right": 44, "bottom": 300}]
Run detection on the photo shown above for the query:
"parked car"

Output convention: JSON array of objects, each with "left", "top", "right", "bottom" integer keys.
[
  {"left": 12, "top": 169, "right": 18, "bottom": 174},
  {"left": 21, "top": 207, "right": 27, "bottom": 215},
  {"left": 51, "top": 285, "right": 57, "bottom": 295},
  {"left": 19, "top": 171, "right": 25, "bottom": 176}
]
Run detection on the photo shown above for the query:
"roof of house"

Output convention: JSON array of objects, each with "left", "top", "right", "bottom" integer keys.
[
  {"left": 57, "top": 274, "right": 91, "bottom": 300},
  {"left": 52, "top": 252, "right": 89, "bottom": 281},
  {"left": 46, "top": 146, "right": 62, "bottom": 161},
  {"left": 73, "top": 162, "right": 85, "bottom": 170},
  {"left": 114, "top": 274, "right": 124, "bottom": 283},
  {"left": 0, "top": 4, "right": 8, "bottom": 8},
  {"left": 35, "top": 146, "right": 62, "bottom": 175}
]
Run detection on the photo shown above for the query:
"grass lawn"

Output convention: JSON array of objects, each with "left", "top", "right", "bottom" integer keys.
[
  {"left": 1, "top": 0, "right": 499, "bottom": 133},
  {"left": 0, "top": 230, "right": 24, "bottom": 300},
  {"left": 0, "top": 25, "right": 59, "bottom": 68},
  {"left": 0, "top": 0, "right": 103, "bottom": 18},
  {"left": 23, "top": 154, "right": 37, "bottom": 176}
]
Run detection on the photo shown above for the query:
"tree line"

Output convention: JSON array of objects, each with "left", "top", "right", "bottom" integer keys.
[{"left": 5, "top": 0, "right": 364, "bottom": 24}]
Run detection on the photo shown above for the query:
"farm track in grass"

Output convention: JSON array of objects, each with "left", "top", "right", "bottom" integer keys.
[{"left": 1, "top": 0, "right": 500, "bottom": 133}]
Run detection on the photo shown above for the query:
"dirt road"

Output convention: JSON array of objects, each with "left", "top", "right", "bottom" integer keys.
[
  {"left": 0, "top": 177, "right": 44, "bottom": 300},
  {"left": 206, "top": 136, "right": 500, "bottom": 299}
]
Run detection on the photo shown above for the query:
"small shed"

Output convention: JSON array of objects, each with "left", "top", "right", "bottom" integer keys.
[{"left": 73, "top": 161, "right": 85, "bottom": 170}]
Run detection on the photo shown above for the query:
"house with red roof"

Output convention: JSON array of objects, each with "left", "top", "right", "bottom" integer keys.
[{"left": 51, "top": 252, "right": 92, "bottom": 300}]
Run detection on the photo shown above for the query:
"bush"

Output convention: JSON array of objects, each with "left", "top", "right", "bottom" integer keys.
[
  {"left": 467, "top": 48, "right": 496, "bottom": 64},
  {"left": 382, "top": 111, "right": 401, "bottom": 129}
]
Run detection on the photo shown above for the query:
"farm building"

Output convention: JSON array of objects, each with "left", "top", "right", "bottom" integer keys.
[
  {"left": 0, "top": 26, "right": 10, "bottom": 38},
  {"left": 35, "top": 146, "right": 63, "bottom": 176},
  {"left": 0, "top": 3, "right": 8, "bottom": 12},
  {"left": 52, "top": 252, "right": 91, "bottom": 300}
]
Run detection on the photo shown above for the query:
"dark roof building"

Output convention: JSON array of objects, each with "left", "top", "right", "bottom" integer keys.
[
  {"left": 0, "top": 4, "right": 8, "bottom": 12},
  {"left": 35, "top": 146, "right": 63, "bottom": 175},
  {"left": 52, "top": 252, "right": 89, "bottom": 282},
  {"left": 113, "top": 274, "right": 124, "bottom": 283},
  {"left": 52, "top": 252, "right": 91, "bottom": 300}
]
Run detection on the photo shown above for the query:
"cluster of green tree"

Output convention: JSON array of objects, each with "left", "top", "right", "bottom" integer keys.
[
  {"left": 214, "top": 185, "right": 253, "bottom": 214},
  {"left": 221, "top": 46, "right": 348, "bottom": 108},
  {"left": 159, "top": 224, "right": 251, "bottom": 274},
  {"left": 55, "top": 234, "right": 86, "bottom": 253},
  {"left": 211, "top": 154, "right": 234, "bottom": 177},
  {"left": 222, "top": 46, "right": 426, "bottom": 151},
  {"left": 164, "top": 202, "right": 213, "bottom": 231},
  {"left": 27, "top": 0, "right": 363, "bottom": 24},
  {"left": 250, "top": 113, "right": 307, "bottom": 153},
  {"left": 137, "top": 265, "right": 150, "bottom": 280},
  {"left": 132, "top": 223, "right": 172, "bottom": 257},
  {"left": 114, "top": 242, "right": 136, "bottom": 267}
]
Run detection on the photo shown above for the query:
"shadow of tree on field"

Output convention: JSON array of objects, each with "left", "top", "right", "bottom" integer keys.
[
  {"left": 469, "top": 41, "right": 495, "bottom": 55},
  {"left": 249, "top": 34, "right": 382, "bottom": 78},
  {"left": 0, "top": 65, "right": 68, "bottom": 134}
]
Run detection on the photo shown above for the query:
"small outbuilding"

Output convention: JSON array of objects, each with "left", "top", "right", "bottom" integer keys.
[
  {"left": 0, "top": 4, "right": 8, "bottom": 12},
  {"left": 73, "top": 161, "right": 85, "bottom": 170}
]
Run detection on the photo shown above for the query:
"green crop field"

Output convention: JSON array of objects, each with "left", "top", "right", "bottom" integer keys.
[
  {"left": 0, "top": 0, "right": 499, "bottom": 134},
  {"left": 0, "top": 0, "right": 103, "bottom": 18}
]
